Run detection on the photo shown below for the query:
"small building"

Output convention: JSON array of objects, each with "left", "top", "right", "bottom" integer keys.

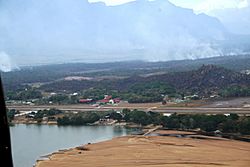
[
  {"left": 109, "top": 98, "right": 121, "bottom": 104},
  {"left": 71, "top": 92, "right": 78, "bottom": 96},
  {"left": 210, "top": 95, "right": 220, "bottom": 98},
  {"left": 214, "top": 130, "right": 221, "bottom": 134},
  {"left": 113, "top": 98, "right": 121, "bottom": 103},
  {"left": 163, "top": 113, "right": 172, "bottom": 117},
  {"left": 97, "top": 99, "right": 110, "bottom": 104},
  {"left": 97, "top": 96, "right": 120, "bottom": 105},
  {"left": 104, "top": 95, "right": 112, "bottom": 100},
  {"left": 79, "top": 99, "right": 93, "bottom": 104},
  {"left": 184, "top": 94, "right": 199, "bottom": 100}
]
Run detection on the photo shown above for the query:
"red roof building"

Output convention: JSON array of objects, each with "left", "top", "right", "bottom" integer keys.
[
  {"left": 113, "top": 98, "right": 121, "bottom": 103},
  {"left": 79, "top": 99, "right": 93, "bottom": 103},
  {"left": 97, "top": 99, "right": 110, "bottom": 103},
  {"left": 104, "top": 95, "right": 112, "bottom": 100}
]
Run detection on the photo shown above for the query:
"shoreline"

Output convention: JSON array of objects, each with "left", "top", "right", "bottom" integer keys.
[
  {"left": 10, "top": 121, "right": 146, "bottom": 129},
  {"left": 12, "top": 122, "right": 250, "bottom": 142},
  {"left": 34, "top": 129, "right": 250, "bottom": 167},
  {"left": 34, "top": 126, "right": 159, "bottom": 167}
]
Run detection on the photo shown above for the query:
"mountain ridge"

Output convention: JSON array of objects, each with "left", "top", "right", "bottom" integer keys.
[{"left": 1, "top": 0, "right": 244, "bottom": 65}]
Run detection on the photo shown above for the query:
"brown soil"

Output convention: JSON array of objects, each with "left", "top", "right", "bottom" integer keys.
[
  {"left": 36, "top": 135, "right": 250, "bottom": 167},
  {"left": 154, "top": 130, "right": 197, "bottom": 135}
]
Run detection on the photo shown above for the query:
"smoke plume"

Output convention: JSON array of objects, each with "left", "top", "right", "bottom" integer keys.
[{"left": 0, "top": 52, "right": 18, "bottom": 72}]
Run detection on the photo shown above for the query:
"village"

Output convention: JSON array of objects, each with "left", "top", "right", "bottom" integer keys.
[{"left": 6, "top": 88, "right": 218, "bottom": 107}]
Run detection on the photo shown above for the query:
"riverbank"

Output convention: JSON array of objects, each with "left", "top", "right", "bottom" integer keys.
[
  {"left": 35, "top": 130, "right": 250, "bottom": 167},
  {"left": 12, "top": 120, "right": 58, "bottom": 125},
  {"left": 10, "top": 124, "right": 136, "bottom": 167}
]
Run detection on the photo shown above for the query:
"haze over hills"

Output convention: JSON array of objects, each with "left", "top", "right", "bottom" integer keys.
[
  {"left": 2, "top": 55, "right": 250, "bottom": 96},
  {"left": 206, "top": 0, "right": 250, "bottom": 35},
  {"left": 3, "top": 61, "right": 249, "bottom": 104},
  {"left": 0, "top": 0, "right": 250, "bottom": 68},
  {"left": 169, "top": 0, "right": 250, "bottom": 35}
]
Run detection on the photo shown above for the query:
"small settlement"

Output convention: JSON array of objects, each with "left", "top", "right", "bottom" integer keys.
[{"left": 79, "top": 95, "right": 121, "bottom": 105}]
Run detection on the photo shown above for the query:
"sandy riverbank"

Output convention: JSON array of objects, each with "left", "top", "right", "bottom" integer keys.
[{"left": 36, "top": 132, "right": 250, "bottom": 167}]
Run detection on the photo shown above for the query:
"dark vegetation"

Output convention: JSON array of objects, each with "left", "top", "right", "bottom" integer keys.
[
  {"left": 4, "top": 56, "right": 250, "bottom": 137},
  {"left": 79, "top": 81, "right": 176, "bottom": 103},
  {"left": 163, "top": 113, "right": 250, "bottom": 135},
  {"left": 125, "top": 81, "right": 176, "bottom": 103},
  {"left": 6, "top": 89, "right": 42, "bottom": 100},
  {"left": 33, "top": 64, "right": 250, "bottom": 102},
  {"left": 47, "top": 94, "right": 79, "bottom": 104},
  {"left": 55, "top": 108, "right": 250, "bottom": 135},
  {"left": 219, "top": 85, "right": 250, "bottom": 97},
  {"left": 2, "top": 56, "right": 250, "bottom": 103},
  {"left": 2, "top": 55, "right": 250, "bottom": 90},
  {"left": 20, "top": 108, "right": 63, "bottom": 123},
  {"left": 32, "top": 108, "right": 63, "bottom": 120},
  {"left": 57, "top": 112, "right": 105, "bottom": 125},
  {"left": 38, "top": 63, "right": 250, "bottom": 93},
  {"left": 9, "top": 106, "right": 250, "bottom": 135},
  {"left": 7, "top": 109, "right": 20, "bottom": 122}
]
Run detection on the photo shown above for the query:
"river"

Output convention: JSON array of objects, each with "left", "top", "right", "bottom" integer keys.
[{"left": 10, "top": 124, "right": 138, "bottom": 167}]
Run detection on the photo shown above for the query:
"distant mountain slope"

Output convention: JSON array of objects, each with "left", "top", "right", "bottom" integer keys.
[
  {"left": 38, "top": 64, "right": 250, "bottom": 96},
  {"left": 2, "top": 55, "right": 250, "bottom": 92},
  {"left": 210, "top": 3, "right": 250, "bottom": 35},
  {"left": 147, "top": 65, "right": 250, "bottom": 93},
  {"left": 1, "top": 0, "right": 240, "bottom": 64}
]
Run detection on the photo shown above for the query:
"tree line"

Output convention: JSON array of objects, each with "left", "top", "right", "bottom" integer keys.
[{"left": 55, "top": 109, "right": 250, "bottom": 135}]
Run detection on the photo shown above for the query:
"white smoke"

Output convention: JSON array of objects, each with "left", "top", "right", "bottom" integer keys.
[
  {"left": 1, "top": 0, "right": 248, "bottom": 64},
  {"left": 0, "top": 51, "right": 18, "bottom": 72},
  {"left": 194, "top": 0, "right": 249, "bottom": 14}
]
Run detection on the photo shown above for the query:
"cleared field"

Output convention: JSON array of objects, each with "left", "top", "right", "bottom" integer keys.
[{"left": 36, "top": 135, "right": 250, "bottom": 167}]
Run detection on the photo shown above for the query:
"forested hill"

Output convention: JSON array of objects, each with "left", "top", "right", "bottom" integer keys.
[
  {"left": 2, "top": 55, "right": 250, "bottom": 95},
  {"left": 38, "top": 64, "right": 250, "bottom": 95},
  {"left": 147, "top": 64, "right": 250, "bottom": 94}
]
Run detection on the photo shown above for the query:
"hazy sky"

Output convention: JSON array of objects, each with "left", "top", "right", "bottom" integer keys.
[
  {"left": 90, "top": 0, "right": 249, "bottom": 13},
  {"left": 0, "top": 0, "right": 249, "bottom": 71}
]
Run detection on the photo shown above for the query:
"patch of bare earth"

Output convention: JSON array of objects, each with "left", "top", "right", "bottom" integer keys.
[
  {"left": 153, "top": 130, "right": 197, "bottom": 135},
  {"left": 36, "top": 135, "right": 250, "bottom": 167}
]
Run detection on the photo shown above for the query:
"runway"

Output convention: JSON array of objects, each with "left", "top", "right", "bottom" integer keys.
[{"left": 7, "top": 104, "right": 250, "bottom": 114}]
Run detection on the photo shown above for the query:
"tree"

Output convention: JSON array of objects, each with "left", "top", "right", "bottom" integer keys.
[
  {"left": 34, "top": 111, "right": 44, "bottom": 119},
  {"left": 109, "top": 112, "right": 123, "bottom": 122},
  {"left": 228, "top": 114, "right": 239, "bottom": 121},
  {"left": 49, "top": 94, "right": 70, "bottom": 104},
  {"left": 220, "top": 119, "right": 238, "bottom": 133},
  {"left": 7, "top": 109, "right": 16, "bottom": 121},
  {"left": 85, "top": 113, "right": 100, "bottom": 123},
  {"left": 238, "top": 117, "right": 250, "bottom": 134},
  {"left": 126, "top": 110, "right": 152, "bottom": 125},
  {"left": 7, "top": 89, "right": 42, "bottom": 100},
  {"left": 57, "top": 116, "right": 70, "bottom": 125}
]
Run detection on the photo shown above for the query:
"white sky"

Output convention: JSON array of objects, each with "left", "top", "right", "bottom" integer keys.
[
  {"left": 89, "top": 0, "right": 135, "bottom": 6},
  {"left": 89, "top": 0, "right": 249, "bottom": 13}
]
